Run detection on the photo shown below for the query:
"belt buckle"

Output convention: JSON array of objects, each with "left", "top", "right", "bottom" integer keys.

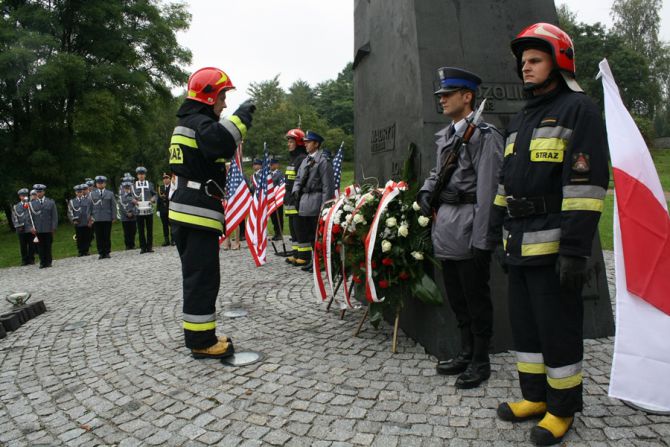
[{"left": 204, "top": 179, "right": 225, "bottom": 200}]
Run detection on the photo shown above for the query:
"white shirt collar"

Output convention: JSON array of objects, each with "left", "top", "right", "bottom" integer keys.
[{"left": 452, "top": 111, "right": 474, "bottom": 136}]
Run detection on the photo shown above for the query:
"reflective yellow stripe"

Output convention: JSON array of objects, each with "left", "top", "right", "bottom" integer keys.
[
  {"left": 171, "top": 135, "right": 198, "bottom": 148},
  {"left": 517, "top": 362, "right": 546, "bottom": 374},
  {"left": 494, "top": 194, "right": 507, "bottom": 207},
  {"left": 214, "top": 158, "right": 226, "bottom": 163},
  {"left": 285, "top": 169, "right": 296, "bottom": 175},
  {"left": 547, "top": 372, "right": 582, "bottom": 390},
  {"left": 529, "top": 137, "right": 567, "bottom": 151},
  {"left": 285, "top": 209, "right": 298, "bottom": 215},
  {"left": 504, "top": 143, "right": 514, "bottom": 157},
  {"left": 561, "top": 198, "right": 604, "bottom": 212},
  {"left": 521, "top": 241, "right": 559, "bottom": 256},
  {"left": 183, "top": 321, "right": 216, "bottom": 331},
  {"left": 287, "top": 174, "right": 296, "bottom": 180},
  {"left": 169, "top": 210, "right": 223, "bottom": 232},
  {"left": 297, "top": 246, "right": 312, "bottom": 252},
  {"left": 530, "top": 150, "right": 564, "bottom": 162},
  {"left": 228, "top": 115, "right": 247, "bottom": 139}
]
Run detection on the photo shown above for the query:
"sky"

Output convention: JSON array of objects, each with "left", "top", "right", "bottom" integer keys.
[{"left": 176, "top": 0, "right": 669, "bottom": 114}]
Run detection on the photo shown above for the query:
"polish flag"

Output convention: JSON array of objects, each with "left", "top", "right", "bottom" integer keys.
[{"left": 599, "top": 59, "right": 670, "bottom": 411}]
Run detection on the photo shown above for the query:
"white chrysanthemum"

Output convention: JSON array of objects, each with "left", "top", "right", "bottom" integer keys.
[
  {"left": 381, "top": 240, "right": 392, "bottom": 253},
  {"left": 411, "top": 251, "right": 424, "bottom": 260},
  {"left": 341, "top": 222, "right": 348, "bottom": 230},
  {"left": 343, "top": 204, "right": 354, "bottom": 212},
  {"left": 353, "top": 214, "right": 365, "bottom": 224},
  {"left": 385, "top": 217, "right": 397, "bottom": 228},
  {"left": 345, "top": 214, "right": 353, "bottom": 223},
  {"left": 412, "top": 201, "right": 421, "bottom": 211},
  {"left": 398, "top": 225, "right": 409, "bottom": 237},
  {"left": 418, "top": 215, "right": 430, "bottom": 227}
]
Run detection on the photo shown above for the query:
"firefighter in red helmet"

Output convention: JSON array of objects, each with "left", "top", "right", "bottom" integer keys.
[
  {"left": 169, "top": 67, "right": 255, "bottom": 359},
  {"left": 488, "top": 23, "right": 609, "bottom": 445},
  {"left": 282, "top": 128, "right": 308, "bottom": 263}
]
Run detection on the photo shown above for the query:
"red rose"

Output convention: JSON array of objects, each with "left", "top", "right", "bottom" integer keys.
[
  {"left": 379, "top": 279, "right": 389, "bottom": 288},
  {"left": 382, "top": 257, "right": 393, "bottom": 266},
  {"left": 399, "top": 271, "right": 410, "bottom": 280},
  {"left": 359, "top": 261, "right": 366, "bottom": 269},
  {"left": 332, "top": 224, "right": 341, "bottom": 234},
  {"left": 335, "top": 245, "right": 341, "bottom": 253},
  {"left": 371, "top": 260, "right": 378, "bottom": 269},
  {"left": 353, "top": 275, "right": 362, "bottom": 284}
]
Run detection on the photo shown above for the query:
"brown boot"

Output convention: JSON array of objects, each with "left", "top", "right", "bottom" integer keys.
[{"left": 191, "top": 338, "right": 234, "bottom": 359}]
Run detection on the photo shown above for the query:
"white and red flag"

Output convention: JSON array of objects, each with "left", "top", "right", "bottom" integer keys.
[
  {"left": 245, "top": 143, "right": 271, "bottom": 266},
  {"left": 599, "top": 58, "right": 670, "bottom": 411}
]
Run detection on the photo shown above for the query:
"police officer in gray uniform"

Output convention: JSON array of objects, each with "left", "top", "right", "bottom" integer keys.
[
  {"left": 417, "top": 67, "right": 504, "bottom": 389},
  {"left": 90, "top": 175, "right": 116, "bottom": 259},
  {"left": 68, "top": 184, "right": 93, "bottom": 256},
  {"left": 11, "top": 188, "right": 36, "bottom": 265},
  {"left": 133, "top": 166, "right": 156, "bottom": 253},
  {"left": 30, "top": 184, "right": 58, "bottom": 268},
  {"left": 292, "top": 131, "right": 334, "bottom": 272},
  {"left": 118, "top": 181, "right": 138, "bottom": 249}
]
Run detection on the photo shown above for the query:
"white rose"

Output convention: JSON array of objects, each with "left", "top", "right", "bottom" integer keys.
[
  {"left": 341, "top": 222, "right": 348, "bottom": 230},
  {"left": 381, "top": 240, "right": 392, "bottom": 253},
  {"left": 343, "top": 204, "right": 354, "bottom": 212},
  {"left": 398, "top": 225, "right": 409, "bottom": 237},
  {"left": 411, "top": 251, "right": 424, "bottom": 260},
  {"left": 345, "top": 214, "right": 353, "bottom": 223},
  {"left": 385, "top": 217, "right": 397, "bottom": 228},
  {"left": 418, "top": 215, "right": 430, "bottom": 227},
  {"left": 353, "top": 214, "right": 365, "bottom": 224},
  {"left": 412, "top": 201, "right": 421, "bottom": 211}
]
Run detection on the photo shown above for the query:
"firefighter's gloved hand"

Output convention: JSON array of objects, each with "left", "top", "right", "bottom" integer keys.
[
  {"left": 493, "top": 243, "right": 508, "bottom": 274},
  {"left": 472, "top": 247, "right": 491, "bottom": 270},
  {"left": 557, "top": 255, "right": 588, "bottom": 291},
  {"left": 292, "top": 191, "right": 300, "bottom": 204},
  {"left": 233, "top": 100, "right": 256, "bottom": 129},
  {"left": 416, "top": 191, "right": 432, "bottom": 217}
]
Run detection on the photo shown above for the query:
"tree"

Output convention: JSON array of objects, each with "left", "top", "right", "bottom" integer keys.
[{"left": 611, "top": 0, "right": 662, "bottom": 60}]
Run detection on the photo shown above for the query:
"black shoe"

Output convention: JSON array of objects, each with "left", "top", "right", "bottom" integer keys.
[
  {"left": 455, "top": 361, "right": 491, "bottom": 389},
  {"left": 39, "top": 265, "right": 46, "bottom": 269},
  {"left": 140, "top": 249, "right": 146, "bottom": 254},
  {"left": 162, "top": 241, "right": 170, "bottom": 247},
  {"left": 274, "top": 251, "right": 289, "bottom": 257},
  {"left": 272, "top": 235, "right": 282, "bottom": 241},
  {"left": 98, "top": 255, "right": 104, "bottom": 260},
  {"left": 170, "top": 241, "right": 176, "bottom": 246},
  {"left": 301, "top": 263, "right": 313, "bottom": 273},
  {"left": 103, "top": 254, "right": 111, "bottom": 259},
  {"left": 436, "top": 353, "right": 471, "bottom": 375},
  {"left": 146, "top": 248, "right": 154, "bottom": 253}
]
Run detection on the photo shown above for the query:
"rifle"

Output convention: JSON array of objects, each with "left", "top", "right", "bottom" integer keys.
[{"left": 428, "top": 99, "right": 487, "bottom": 211}]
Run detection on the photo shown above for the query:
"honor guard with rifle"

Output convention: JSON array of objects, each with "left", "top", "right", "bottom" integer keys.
[
  {"left": 90, "top": 175, "right": 116, "bottom": 259},
  {"left": 488, "top": 24, "right": 609, "bottom": 446},
  {"left": 417, "top": 67, "right": 503, "bottom": 389},
  {"left": 270, "top": 158, "right": 285, "bottom": 241},
  {"left": 30, "top": 184, "right": 59, "bottom": 269},
  {"left": 68, "top": 184, "right": 93, "bottom": 256},
  {"left": 157, "top": 172, "right": 173, "bottom": 246},
  {"left": 291, "top": 131, "right": 334, "bottom": 273},
  {"left": 133, "top": 166, "right": 156, "bottom": 253},
  {"left": 283, "top": 129, "right": 308, "bottom": 262},
  {"left": 168, "top": 66, "right": 255, "bottom": 359},
  {"left": 119, "top": 181, "right": 138, "bottom": 250},
  {"left": 11, "top": 188, "right": 36, "bottom": 266}
]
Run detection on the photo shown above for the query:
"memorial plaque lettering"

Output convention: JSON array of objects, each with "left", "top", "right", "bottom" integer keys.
[{"left": 370, "top": 123, "right": 396, "bottom": 153}]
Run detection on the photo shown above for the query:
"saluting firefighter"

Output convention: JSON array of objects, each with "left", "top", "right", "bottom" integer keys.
[
  {"left": 291, "top": 131, "right": 334, "bottom": 273},
  {"left": 157, "top": 172, "right": 173, "bottom": 246},
  {"left": 487, "top": 23, "right": 609, "bottom": 446},
  {"left": 30, "top": 184, "right": 58, "bottom": 269},
  {"left": 118, "top": 181, "right": 138, "bottom": 250},
  {"left": 417, "top": 67, "right": 504, "bottom": 389},
  {"left": 68, "top": 184, "right": 93, "bottom": 257},
  {"left": 168, "top": 66, "right": 255, "bottom": 359},
  {"left": 283, "top": 129, "right": 308, "bottom": 262},
  {"left": 90, "top": 175, "right": 116, "bottom": 259},
  {"left": 11, "top": 188, "right": 36, "bottom": 266},
  {"left": 269, "top": 158, "right": 285, "bottom": 241},
  {"left": 133, "top": 166, "right": 156, "bottom": 253}
]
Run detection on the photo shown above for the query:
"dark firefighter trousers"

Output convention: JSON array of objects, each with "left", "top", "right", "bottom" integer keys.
[{"left": 294, "top": 215, "right": 318, "bottom": 261}]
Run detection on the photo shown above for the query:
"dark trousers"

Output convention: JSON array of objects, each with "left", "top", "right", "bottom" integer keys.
[
  {"left": 121, "top": 221, "right": 137, "bottom": 249},
  {"left": 287, "top": 213, "right": 299, "bottom": 255},
  {"left": 508, "top": 264, "right": 584, "bottom": 417},
  {"left": 36, "top": 232, "right": 53, "bottom": 267},
  {"left": 137, "top": 214, "right": 153, "bottom": 250},
  {"left": 271, "top": 206, "right": 284, "bottom": 235},
  {"left": 159, "top": 209, "right": 171, "bottom": 243},
  {"left": 75, "top": 226, "right": 91, "bottom": 255},
  {"left": 18, "top": 232, "right": 35, "bottom": 265},
  {"left": 94, "top": 221, "right": 112, "bottom": 256},
  {"left": 172, "top": 224, "right": 220, "bottom": 349},
  {"left": 294, "top": 215, "right": 318, "bottom": 261},
  {"left": 441, "top": 258, "right": 493, "bottom": 339}
]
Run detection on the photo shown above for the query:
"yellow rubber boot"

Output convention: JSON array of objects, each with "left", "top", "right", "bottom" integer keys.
[
  {"left": 530, "top": 412, "right": 574, "bottom": 446},
  {"left": 497, "top": 400, "right": 547, "bottom": 422}
]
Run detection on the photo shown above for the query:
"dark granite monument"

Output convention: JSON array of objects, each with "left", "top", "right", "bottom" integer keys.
[{"left": 353, "top": 0, "right": 615, "bottom": 358}]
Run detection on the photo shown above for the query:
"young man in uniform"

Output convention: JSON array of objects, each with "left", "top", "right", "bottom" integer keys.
[
  {"left": 30, "top": 184, "right": 58, "bottom": 268},
  {"left": 417, "top": 67, "right": 503, "bottom": 389},
  {"left": 168, "top": 66, "right": 255, "bottom": 359},
  {"left": 119, "top": 181, "right": 138, "bottom": 250},
  {"left": 68, "top": 184, "right": 93, "bottom": 257},
  {"left": 157, "top": 173, "right": 172, "bottom": 246},
  {"left": 291, "top": 131, "right": 334, "bottom": 273},
  {"left": 90, "top": 176, "right": 116, "bottom": 259},
  {"left": 269, "top": 158, "right": 285, "bottom": 241},
  {"left": 489, "top": 23, "right": 609, "bottom": 445},
  {"left": 133, "top": 166, "right": 156, "bottom": 253},
  {"left": 11, "top": 188, "right": 35, "bottom": 265},
  {"left": 282, "top": 129, "right": 307, "bottom": 263}
]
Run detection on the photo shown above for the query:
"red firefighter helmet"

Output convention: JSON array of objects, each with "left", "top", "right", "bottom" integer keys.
[
  {"left": 285, "top": 128, "right": 305, "bottom": 146},
  {"left": 511, "top": 23, "right": 576, "bottom": 76},
  {"left": 186, "top": 67, "right": 235, "bottom": 105}
]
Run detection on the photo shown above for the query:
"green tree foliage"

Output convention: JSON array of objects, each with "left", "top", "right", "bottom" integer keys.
[{"left": 0, "top": 0, "right": 191, "bottom": 217}]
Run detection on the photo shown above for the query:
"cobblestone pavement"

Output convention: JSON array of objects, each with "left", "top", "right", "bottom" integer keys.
[{"left": 0, "top": 247, "right": 668, "bottom": 447}]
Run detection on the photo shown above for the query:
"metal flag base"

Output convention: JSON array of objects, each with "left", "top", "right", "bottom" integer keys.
[
  {"left": 221, "top": 351, "right": 264, "bottom": 367},
  {"left": 222, "top": 309, "right": 248, "bottom": 318},
  {"left": 621, "top": 399, "right": 670, "bottom": 415}
]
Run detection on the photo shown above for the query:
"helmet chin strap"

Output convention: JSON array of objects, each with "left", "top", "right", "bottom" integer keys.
[{"left": 523, "top": 69, "right": 559, "bottom": 92}]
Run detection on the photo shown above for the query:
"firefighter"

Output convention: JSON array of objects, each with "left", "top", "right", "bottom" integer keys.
[
  {"left": 417, "top": 67, "right": 504, "bottom": 389},
  {"left": 168, "top": 66, "right": 255, "bottom": 359},
  {"left": 282, "top": 129, "right": 308, "bottom": 262},
  {"left": 488, "top": 23, "right": 609, "bottom": 445}
]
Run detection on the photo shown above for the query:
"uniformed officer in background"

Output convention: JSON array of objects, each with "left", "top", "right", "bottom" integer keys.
[
  {"left": 11, "top": 188, "right": 35, "bottom": 266},
  {"left": 90, "top": 175, "right": 116, "bottom": 259},
  {"left": 168, "top": 66, "right": 255, "bottom": 359},
  {"left": 157, "top": 172, "right": 172, "bottom": 246},
  {"left": 250, "top": 158, "right": 262, "bottom": 193},
  {"left": 291, "top": 131, "right": 334, "bottom": 273},
  {"left": 282, "top": 129, "right": 308, "bottom": 262},
  {"left": 31, "top": 184, "right": 58, "bottom": 268},
  {"left": 133, "top": 166, "right": 156, "bottom": 253},
  {"left": 417, "top": 67, "right": 503, "bottom": 389},
  {"left": 118, "top": 181, "right": 138, "bottom": 250},
  {"left": 489, "top": 23, "right": 609, "bottom": 446},
  {"left": 270, "top": 158, "right": 285, "bottom": 241},
  {"left": 68, "top": 184, "right": 93, "bottom": 256}
]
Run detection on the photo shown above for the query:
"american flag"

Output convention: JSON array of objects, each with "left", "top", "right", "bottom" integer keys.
[
  {"left": 245, "top": 143, "right": 271, "bottom": 266},
  {"left": 333, "top": 141, "right": 344, "bottom": 198},
  {"left": 272, "top": 176, "right": 286, "bottom": 212},
  {"left": 224, "top": 149, "right": 252, "bottom": 238}
]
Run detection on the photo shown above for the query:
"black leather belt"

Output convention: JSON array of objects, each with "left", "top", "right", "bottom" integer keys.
[
  {"left": 440, "top": 191, "right": 477, "bottom": 205},
  {"left": 506, "top": 195, "right": 561, "bottom": 218}
]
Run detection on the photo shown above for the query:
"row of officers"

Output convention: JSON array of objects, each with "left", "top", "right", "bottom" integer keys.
[{"left": 10, "top": 167, "right": 173, "bottom": 267}]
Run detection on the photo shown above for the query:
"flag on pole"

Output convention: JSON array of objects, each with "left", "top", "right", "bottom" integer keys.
[
  {"left": 224, "top": 153, "right": 252, "bottom": 238},
  {"left": 333, "top": 141, "right": 344, "bottom": 198},
  {"left": 599, "top": 58, "right": 670, "bottom": 411},
  {"left": 245, "top": 143, "right": 271, "bottom": 266}
]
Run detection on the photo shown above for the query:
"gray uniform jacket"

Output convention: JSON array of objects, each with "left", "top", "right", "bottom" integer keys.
[
  {"left": 420, "top": 120, "right": 503, "bottom": 260},
  {"left": 68, "top": 197, "right": 91, "bottom": 227},
  {"left": 30, "top": 198, "right": 58, "bottom": 233},
  {"left": 12, "top": 202, "right": 32, "bottom": 233},
  {"left": 271, "top": 169, "right": 285, "bottom": 188},
  {"left": 118, "top": 192, "right": 138, "bottom": 222},
  {"left": 132, "top": 180, "right": 156, "bottom": 214},
  {"left": 293, "top": 150, "right": 334, "bottom": 217},
  {"left": 90, "top": 188, "right": 116, "bottom": 222}
]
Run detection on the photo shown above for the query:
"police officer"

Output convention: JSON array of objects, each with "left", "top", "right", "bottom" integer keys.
[
  {"left": 250, "top": 159, "right": 262, "bottom": 193},
  {"left": 157, "top": 173, "right": 172, "bottom": 246},
  {"left": 133, "top": 166, "right": 156, "bottom": 253},
  {"left": 90, "top": 175, "right": 116, "bottom": 259},
  {"left": 168, "top": 66, "right": 255, "bottom": 359},
  {"left": 68, "top": 185, "right": 93, "bottom": 256},
  {"left": 269, "top": 158, "right": 285, "bottom": 241},
  {"left": 292, "top": 131, "right": 334, "bottom": 272},
  {"left": 30, "top": 184, "right": 58, "bottom": 268},
  {"left": 11, "top": 188, "right": 36, "bottom": 265},
  {"left": 488, "top": 23, "right": 609, "bottom": 446},
  {"left": 417, "top": 67, "right": 504, "bottom": 389},
  {"left": 118, "top": 181, "right": 138, "bottom": 249},
  {"left": 79, "top": 183, "right": 94, "bottom": 254},
  {"left": 283, "top": 129, "right": 308, "bottom": 262}
]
